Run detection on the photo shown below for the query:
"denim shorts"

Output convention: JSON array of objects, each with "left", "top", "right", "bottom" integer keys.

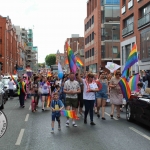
[
  {"left": 41, "top": 93, "right": 49, "bottom": 96},
  {"left": 96, "top": 92, "right": 108, "bottom": 99},
  {"left": 52, "top": 113, "right": 60, "bottom": 121}
]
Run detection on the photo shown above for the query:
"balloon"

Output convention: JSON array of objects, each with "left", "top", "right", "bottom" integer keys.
[{"left": 58, "top": 72, "right": 63, "bottom": 79}]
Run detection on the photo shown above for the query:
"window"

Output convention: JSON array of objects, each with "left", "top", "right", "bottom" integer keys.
[
  {"left": 87, "top": 51, "right": 89, "bottom": 58},
  {"left": 113, "top": 46, "right": 118, "bottom": 53},
  {"left": 141, "top": 4, "right": 150, "bottom": 17},
  {"left": 104, "top": 6, "right": 120, "bottom": 22},
  {"left": 140, "top": 28, "right": 150, "bottom": 61},
  {"left": 92, "top": 16, "right": 94, "bottom": 24},
  {"left": 92, "top": 48, "right": 94, "bottom": 56},
  {"left": 89, "top": 19, "right": 91, "bottom": 27},
  {"left": 92, "top": 32, "right": 94, "bottom": 40},
  {"left": 124, "top": 15, "right": 134, "bottom": 28},
  {"left": 90, "top": 49, "right": 92, "bottom": 57}
]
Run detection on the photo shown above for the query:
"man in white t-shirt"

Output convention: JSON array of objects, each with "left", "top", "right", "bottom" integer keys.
[
  {"left": 64, "top": 72, "right": 81, "bottom": 127},
  {"left": 8, "top": 78, "right": 14, "bottom": 99}
]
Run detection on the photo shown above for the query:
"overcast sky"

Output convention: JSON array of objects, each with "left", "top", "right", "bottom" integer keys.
[{"left": 0, "top": 0, "right": 87, "bottom": 63}]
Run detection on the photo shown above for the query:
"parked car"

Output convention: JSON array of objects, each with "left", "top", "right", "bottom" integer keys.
[
  {"left": 1, "top": 77, "right": 18, "bottom": 96},
  {"left": 0, "top": 82, "right": 8, "bottom": 110},
  {"left": 126, "top": 90, "right": 150, "bottom": 127}
]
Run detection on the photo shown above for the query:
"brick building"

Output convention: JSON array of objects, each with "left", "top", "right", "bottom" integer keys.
[
  {"left": 0, "top": 16, "right": 20, "bottom": 74},
  {"left": 120, "top": 0, "right": 150, "bottom": 71},
  {"left": 64, "top": 34, "right": 84, "bottom": 73},
  {"left": 84, "top": 0, "right": 120, "bottom": 73}
]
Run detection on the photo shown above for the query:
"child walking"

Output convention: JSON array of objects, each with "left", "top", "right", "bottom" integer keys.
[{"left": 50, "top": 92, "right": 64, "bottom": 133}]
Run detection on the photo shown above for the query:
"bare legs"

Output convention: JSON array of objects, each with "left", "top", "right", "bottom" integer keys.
[{"left": 97, "top": 98, "right": 106, "bottom": 119}]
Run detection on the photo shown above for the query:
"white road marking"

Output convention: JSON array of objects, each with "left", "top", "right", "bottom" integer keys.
[
  {"left": 29, "top": 105, "right": 31, "bottom": 110},
  {"left": 105, "top": 112, "right": 118, "bottom": 120},
  {"left": 15, "top": 129, "right": 25, "bottom": 145},
  {"left": 25, "top": 114, "right": 29, "bottom": 122},
  {"left": 129, "top": 127, "right": 150, "bottom": 141}
]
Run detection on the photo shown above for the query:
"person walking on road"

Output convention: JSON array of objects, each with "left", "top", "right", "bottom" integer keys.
[
  {"left": 50, "top": 92, "right": 64, "bottom": 133},
  {"left": 17, "top": 78, "right": 26, "bottom": 108},
  {"left": 96, "top": 71, "right": 108, "bottom": 120},
  {"left": 109, "top": 70, "right": 122, "bottom": 119},
  {"left": 64, "top": 72, "right": 81, "bottom": 127},
  {"left": 8, "top": 78, "right": 14, "bottom": 99},
  {"left": 82, "top": 73, "right": 99, "bottom": 125}
]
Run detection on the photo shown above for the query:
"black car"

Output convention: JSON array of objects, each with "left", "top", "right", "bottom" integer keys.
[
  {"left": 126, "top": 93, "right": 150, "bottom": 127},
  {"left": 0, "top": 82, "right": 8, "bottom": 110}
]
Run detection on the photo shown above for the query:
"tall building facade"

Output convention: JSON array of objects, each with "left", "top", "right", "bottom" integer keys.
[
  {"left": 0, "top": 16, "right": 20, "bottom": 74},
  {"left": 25, "top": 29, "right": 38, "bottom": 72},
  {"left": 120, "top": 0, "right": 150, "bottom": 71},
  {"left": 64, "top": 34, "right": 84, "bottom": 73},
  {"left": 84, "top": 0, "right": 120, "bottom": 73}
]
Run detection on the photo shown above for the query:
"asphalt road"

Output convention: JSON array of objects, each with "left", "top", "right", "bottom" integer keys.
[{"left": 0, "top": 97, "right": 150, "bottom": 150}]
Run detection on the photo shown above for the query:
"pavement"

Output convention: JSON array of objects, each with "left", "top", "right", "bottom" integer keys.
[{"left": 0, "top": 97, "right": 150, "bottom": 150}]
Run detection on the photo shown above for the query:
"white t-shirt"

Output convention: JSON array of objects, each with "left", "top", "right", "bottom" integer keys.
[
  {"left": 41, "top": 83, "right": 50, "bottom": 94},
  {"left": 64, "top": 80, "right": 80, "bottom": 99},
  {"left": 82, "top": 79, "right": 98, "bottom": 100},
  {"left": 8, "top": 81, "right": 14, "bottom": 90},
  {"left": 140, "top": 88, "right": 145, "bottom": 95}
]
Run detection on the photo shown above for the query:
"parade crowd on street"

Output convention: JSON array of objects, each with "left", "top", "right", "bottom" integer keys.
[{"left": 3, "top": 68, "right": 150, "bottom": 133}]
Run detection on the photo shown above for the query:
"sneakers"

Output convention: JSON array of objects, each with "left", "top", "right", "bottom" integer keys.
[
  {"left": 66, "top": 122, "right": 69, "bottom": 127},
  {"left": 90, "top": 122, "right": 96, "bottom": 125},
  {"left": 84, "top": 119, "right": 87, "bottom": 124},
  {"left": 51, "top": 130, "right": 54, "bottom": 133},
  {"left": 58, "top": 126, "right": 61, "bottom": 130},
  {"left": 72, "top": 123, "right": 77, "bottom": 127}
]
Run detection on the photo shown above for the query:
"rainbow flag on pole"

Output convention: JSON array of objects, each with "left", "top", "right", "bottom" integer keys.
[
  {"left": 128, "top": 74, "right": 139, "bottom": 92},
  {"left": 66, "top": 41, "right": 77, "bottom": 73},
  {"left": 76, "top": 57, "right": 84, "bottom": 67},
  {"left": 118, "top": 78, "right": 131, "bottom": 100},
  {"left": 122, "top": 44, "right": 138, "bottom": 78}
]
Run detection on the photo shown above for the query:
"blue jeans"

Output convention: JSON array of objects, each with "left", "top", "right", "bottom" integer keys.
[{"left": 84, "top": 100, "right": 95, "bottom": 122}]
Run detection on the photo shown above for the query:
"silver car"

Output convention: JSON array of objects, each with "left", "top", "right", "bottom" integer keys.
[{"left": 1, "top": 78, "right": 17, "bottom": 96}]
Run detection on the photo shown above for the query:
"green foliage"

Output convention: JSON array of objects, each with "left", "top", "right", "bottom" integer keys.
[
  {"left": 38, "top": 63, "right": 45, "bottom": 68},
  {"left": 45, "top": 54, "right": 56, "bottom": 66}
]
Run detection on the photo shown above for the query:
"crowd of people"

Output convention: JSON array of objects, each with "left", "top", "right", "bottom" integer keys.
[{"left": 5, "top": 69, "right": 150, "bottom": 133}]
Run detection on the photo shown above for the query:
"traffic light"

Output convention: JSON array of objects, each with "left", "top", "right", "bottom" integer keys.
[{"left": 0, "top": 62, "right": 3, "bottom": 71}]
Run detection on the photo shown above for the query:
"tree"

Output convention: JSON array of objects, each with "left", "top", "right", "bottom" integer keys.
[
  {"left": 45, "top": 54, "right": 56, "bottom": 66},
  {"left": 38, "top": 63, "right": 45, "bottom": 68}
]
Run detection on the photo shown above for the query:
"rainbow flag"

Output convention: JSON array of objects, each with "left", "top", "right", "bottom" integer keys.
[
  {"left": 76, "top": 57, "right": 84, "bottom": 67},
  {"left": 66, "top": 41, "right": 77, "bottom": 73},
  {"left": 61, "top": 110, "right": 79, "bottom": 120},
  {"left": 10, "top": 74, "right": 18, "bottom": 85},
  {"left": 128, "top": 74, "right": 139, "bottom": 92},
  {"left": 122, "top": 44, "right": 138, "bottom": 78},
  {"left": 65, "top": 59, "right": 69, "bottom": 65},
  {"left": 118, "top": 78, "right": 131, "bottom": 100}
]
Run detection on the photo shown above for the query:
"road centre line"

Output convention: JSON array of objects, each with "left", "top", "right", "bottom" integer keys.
[
  {"left": 25, "top": 114, "right": 29, "bottom": 122},
  {"left": 129, "top": 127, "right": 150, "bottom": 141},
  {"left": 15, "top": 129, "right": 25, "bottom": 145},
  {"left": 105, "top": 112, "right": 118, "bottom": 120}
]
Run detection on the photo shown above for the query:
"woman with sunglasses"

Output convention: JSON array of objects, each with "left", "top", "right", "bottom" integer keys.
[
  {"left": 82, "top": 73, "right": 99, "bottom": 125},
  {"left": 109, "top": 70, "right": 122, "bottom": 119}
]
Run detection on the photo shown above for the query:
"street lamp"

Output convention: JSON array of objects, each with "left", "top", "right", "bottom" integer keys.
[
  {"left": 111, "top": 26, "right": 117, "bottom": 62},
  {"left": 5, "top": 28, "right": 13, "bottom": 73}
]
